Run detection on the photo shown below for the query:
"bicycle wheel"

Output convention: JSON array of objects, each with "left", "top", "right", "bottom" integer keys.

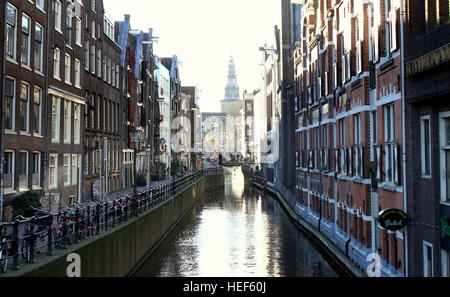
[
  {"left": 0, "top": 240, "right": 8, "bottom": 273},
  {"left": 20, "top": 240, "right": 31, "bottom": 263}
]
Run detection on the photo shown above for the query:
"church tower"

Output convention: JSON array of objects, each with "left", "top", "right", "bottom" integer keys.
[
  {"left": 221, "top": 55, "right": 244, "bottom": 159},
  {"left": 221, "top": 56, "right": 243, "bottom": 115}
]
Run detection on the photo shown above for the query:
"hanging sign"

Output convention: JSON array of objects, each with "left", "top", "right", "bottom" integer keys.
[{"left": 378, "top": 209, "right": 408, "bottom": 231}]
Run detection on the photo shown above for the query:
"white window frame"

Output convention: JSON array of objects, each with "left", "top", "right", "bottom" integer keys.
[
  {"left": 19, "top": 81, "right": 30, "bottom": 133},
  {"left": 64, "top": 100, "right": 72, "bottom": 144},
  {"left": 6, "top": 3, "right": 18, "bottom": 61},
  {"left": 36, "top": 0, "right": 45, "bottom": 11},
  {"left": 74, "top": 104, "right": 80, "bottom": 144},
  {"left": 65, "top": 53, "right": 71, "bottom": 85},
  {"left": 53, "top": 47, "right": 61, "bottom": 79},
  {"left": 34, "top": 23, "right": 44, "bottom": 73},
  {"left": 49, "top": 154, "right": 58, "bottom": 189},
  {"left": 421, "top": 115, "right": 432, "bottom": 178},
  {"left": 75, "top": 17, "right": 82, "bottom": 46},
  {"left": 54, "top": 0, "right": 62, "bottom": 33},
  {"left": 440, "top": 111, "right": 450, "bottom": 203},
  {"left": 32, "top": 152, "right": 41, "bottom": 188},
  {"left": 33, "top": 86, "right": 42, "bottom": 134},
  {"left": 18, "top": 150, "right": 29, "bottom": 191},
  {"left": 97, "top": 48, "right": 101, "bottom": 76},
  {"left": 85, "top": 40, "right": 89, "bottom": 70},
  {"left": 423, "top": 241, "right": 434, "bottom": 277},
  {"left": 71, "top": 154, "right": 78, "bottom": 186},
  {"left": 51, "top": 97, "right": 60, "bottom": 143},
  {"left": 63, "top": 154, "right": 71, "bottom": 186},
  {"left": 5, "top": 76, "right": 16, "bottom": 131},
  {"left": 21, "top": 14, "right": 32, "bottom": 67},
  {"left": 4, "top": 150, "right": 15, "bottom": 191},
  {"left": 74, "top": 58, "right": 81, "bottom": 88}
]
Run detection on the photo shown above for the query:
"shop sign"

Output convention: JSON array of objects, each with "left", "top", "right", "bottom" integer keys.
[{"left": 378, "top": 209, "right": 408, "bottom": 231}]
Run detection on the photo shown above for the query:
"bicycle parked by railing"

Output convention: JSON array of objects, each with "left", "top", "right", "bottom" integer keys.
[{"left": 0, "top": 224, "right": 13, "bottom": 273}]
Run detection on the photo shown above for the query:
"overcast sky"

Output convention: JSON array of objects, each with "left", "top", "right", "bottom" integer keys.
[{"left": 103, "top": 0, "right": 281, "bottom": 112}]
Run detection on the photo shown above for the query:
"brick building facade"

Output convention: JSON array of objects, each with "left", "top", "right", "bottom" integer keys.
[
  {"left": 404, "top": 0, "right": 450, "bottom": 277},
  {"left": 294, "top": 0, "right": 405, "bottom": 276},
  {"left": 2, "top": 0, "right": 50, "bottom": 217}
]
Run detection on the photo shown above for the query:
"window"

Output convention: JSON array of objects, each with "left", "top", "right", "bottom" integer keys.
[
  {"left": 421, "top": 116, "right": 432, "bottom": 178},
  {"left": 33, "top": 87, "right": 42, "bottom": 134},
  {"left": 5, "top": 77, "right": 16, "bottom": 130},
  {"left": 34, "top": 23, "right": 44, "bottom": 72},
  {"left": 384, "top": 105, "right": 397, "bottom": 183},
  {"left": 4, "top": 151, "right": 15, "bottom": 190},
  {"left": 116, "top": 64, "right": 119, "bottom": 88},
  {"left": 36, "top": 0, "right": 45, "bottom": 11},
  {"left": 385, "top": 104, "right": 395, "bottom": 142},
  {"left": 31, "top": 152, "right": 41, "bottom": 187},
  {"left": 75, "top": 59, "right": 81, "bottom": 87},
  {"left": 75, "top": 17, "right": 82, "bottom": 46},
  {"left": 97, "top": 49, "right": 101, "bottom": 76},
  {"left": 51, "top": 97, "right": 60, "bottom": 143},
  {"left": 49, "top": 154, "right": 58, "bottom": 189},
  {"left": 440, "top": 113, "right": 450, "bottom": 202},
  {"left": 84, "top": 40, "right": 89, "bottom": 70},
  {"left": 423, "top": 241, "right": 434, "bottom": 277},
  {"left": 71, "top": 155, "right": 79, "bottom": 185},
  {"left": 91, "top": 20, "right": 96, "bottom": 39},
  {"left": 65, "top": 54, "right": 71, "bottom": 84},
  {"left": 442, "top": 250, "right": 450, "bottom": 277},
  {"left": 64, "top": 101, "right": 72, "bottom": 144},
  {"left": 107, "top": 57, "right": 111, "bottom": 83},
  {"left": 54, "top": 0, "right": 62, "bottom": 32},
  {"left": 64, "top": 154, "right": 70, "bottom": 186},
  {"left": 19, "top": 82, "right": 29, "bottom": 132},
  {"left": 6, "top": 3, "right": 17, "bottom": 60},
  {"left": 21, "top": 14, "right": 31, "bottom": 66},
  {"left": 65, "top": 12, "right": 73, "bottom": 47},
  {"left": 53, "top": 47, "right": 61, "bottom": 79},
  {"left": 74, "top": 104, "right": 80, "bottom": 144},
  {"left": 90, "top": 44, "right": 95, "bottom": 73},
  {"left": 339, "top": 119, "right": 345, "bottom": 147},
  {"left": 103, "top": 56, "right": 106, "bottom": 80},
  {"left": 354, "top": 114, "right": 361, "bottom": 145},
  {"left": 91, "top": 0, "right": 96, "bottom": 12},
  {"left": 18, "top": 151, "right": 28, "bottom": 190}
]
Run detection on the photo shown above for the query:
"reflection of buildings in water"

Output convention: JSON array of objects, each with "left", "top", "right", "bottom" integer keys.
[{"left": 223, "top": 167, "right": 245, "bottom": 200}]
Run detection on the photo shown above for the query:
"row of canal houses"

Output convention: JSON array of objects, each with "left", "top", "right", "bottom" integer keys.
[
  {"left": 0, "top": 0, "right": 197, "bottom": 220},
  {"left": 257, "top": 0, "right": 450, "bottom": 277}
]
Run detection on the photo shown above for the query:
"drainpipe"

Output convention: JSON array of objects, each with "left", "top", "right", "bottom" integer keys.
[
  {"left": 0, "top": 2, "right": 8, "bottom": 221},
  {"left": 399, "top": 1, "right": 409, "bottom": 277}
]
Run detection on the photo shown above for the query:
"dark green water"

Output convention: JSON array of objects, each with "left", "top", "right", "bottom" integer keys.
[{"left": 133, "top": 167, "right": 340, "bottom": 277}]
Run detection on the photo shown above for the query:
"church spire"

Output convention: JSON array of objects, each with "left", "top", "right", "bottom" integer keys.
[{"left": 224, "top": 55, "right": 240, "bottom": 100}]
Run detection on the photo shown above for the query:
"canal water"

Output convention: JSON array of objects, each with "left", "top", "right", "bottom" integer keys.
[{"left": 133, "top": 167, "right": 341, "bottom": 277}]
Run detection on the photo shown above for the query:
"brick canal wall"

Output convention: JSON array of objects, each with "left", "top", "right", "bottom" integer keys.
[
  {"left": 7, "top": 174, "right": 224, "bottom": 277},
  {"left": 250, "top": 179, "right": 365, "bottom": 277}
]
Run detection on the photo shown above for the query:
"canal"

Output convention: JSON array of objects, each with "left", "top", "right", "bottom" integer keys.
[{"left": 132, "top": 167, "right": 342, "bottom": 277}]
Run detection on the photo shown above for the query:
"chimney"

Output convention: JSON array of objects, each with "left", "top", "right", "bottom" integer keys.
[{"left": 124, "top": 14, "right": 130, "bottom": 22}]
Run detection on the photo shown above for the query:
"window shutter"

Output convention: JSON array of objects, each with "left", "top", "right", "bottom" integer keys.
[
  {"left": 394, "top": 144, "right": 399, "bottom": 184},
  {"left": 376, "top": 145, "right": 381, "bottom": 180},
  {"left": 360, "top": 146, "right": 364, "bottom": 178},
  {"left": 358, "top": 40, "right": 363, "bottom": 74},
  {"left": 335, "top": 148, "right": 339, "bottom": 173},
  {"left": 390, "top": 9, "right": 399, "bottom": 52},
  {"left": 373, "top": 25, "right": 379, "bottom": 62}
]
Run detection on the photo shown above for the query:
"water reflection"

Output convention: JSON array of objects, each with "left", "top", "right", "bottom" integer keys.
[{"left": 133, "top": 167, "right": 339, "bottom": 277}]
